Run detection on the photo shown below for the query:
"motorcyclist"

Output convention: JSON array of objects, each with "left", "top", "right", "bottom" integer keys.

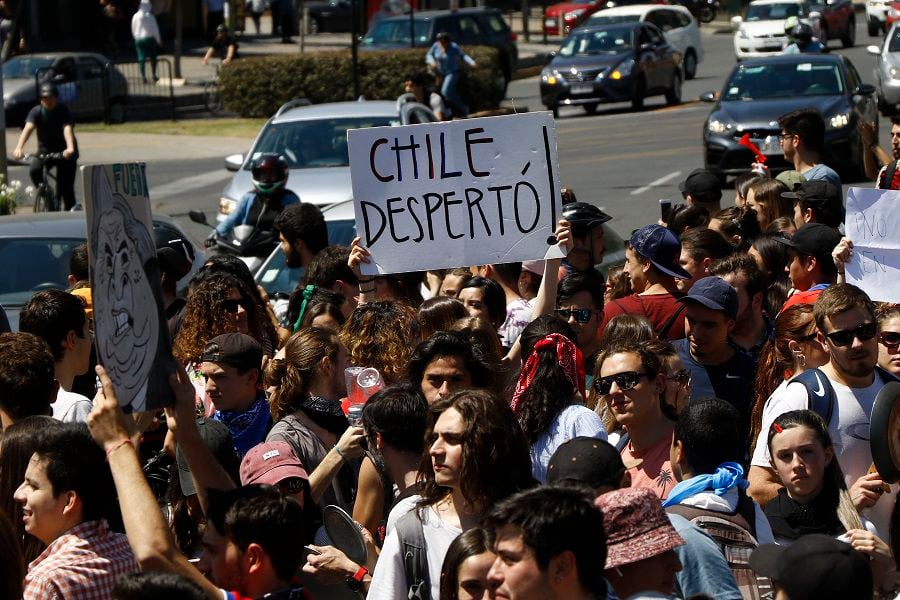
[
  {"left": 783, "top": 21, "right": 825, "bottom": 54},
  {"left": 560, "top": 191, "right": 612, "bottom": 276},
  {"left": 208, "top": 153, "right": 299, "bottom": 247}
]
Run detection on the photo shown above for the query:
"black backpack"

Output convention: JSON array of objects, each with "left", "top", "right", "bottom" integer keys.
[
  {"left": 395, "top": 509, "right": 431, "bottom": 600},
  {"left": 791, "top": 367, "right": 900, "bottom": 425}
]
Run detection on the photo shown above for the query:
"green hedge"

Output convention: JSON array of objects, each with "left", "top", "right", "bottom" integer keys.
[{"left": 219, "top": 46, "right": 505, "bottom": 117}]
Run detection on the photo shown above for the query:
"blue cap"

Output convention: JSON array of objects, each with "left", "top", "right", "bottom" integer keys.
[
  {"left": 678, "top": 276, "right": 738, "bottom": 320},
  {"left": 629, "top": 224, "right": 691, "bottom": 280}
]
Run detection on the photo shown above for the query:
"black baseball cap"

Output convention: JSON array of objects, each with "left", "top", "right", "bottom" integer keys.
[
  {"left": 678, "top": 168, "right": 722, "bottom": 205},
  {"left": 781, "top": 179, "right": 839, "bottom": 205},
  {"left": 176, "top": 417, "right": 240, "bottom": 496},
  {"left": 749, "top": 535, "right": 872, "bottom": 600},
  {"left": 678, "top": 276, "right": 738, "bottom": 319},
  {"left": 547, "top": 437, "right": 641, "bottom": 489},
  {"left": 200, "top": 333, "right": 263, "bottom": 371},
  {"left": 629, "top": 224, "right": 692, "bottom": 280},
  {"left": 157, "top": 237, "right": 195, "bottom": 280},
  {"left": 775, "top": 223, "right": 842, "bottom": 259}
]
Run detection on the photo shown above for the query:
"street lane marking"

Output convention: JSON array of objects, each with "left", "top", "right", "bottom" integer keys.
[
  {"left": 630, "top": 171, "right": 682, "bottom": 196},
  {"left": 151, "top": 170, "right": 232, "bottom": 200}
]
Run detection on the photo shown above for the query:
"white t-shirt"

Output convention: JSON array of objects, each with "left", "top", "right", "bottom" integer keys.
[
  {"left": 369, "top": 495, "right": 462, "bottom": 600},
  {"left": 53, "top": 389, "right": 92, "bottom": 423},
  {"left": 751, "top": 371, "right": 895, "bottom": 536},
  {"left": 530, "top": 404, "right": 606, "bottom": 484}
]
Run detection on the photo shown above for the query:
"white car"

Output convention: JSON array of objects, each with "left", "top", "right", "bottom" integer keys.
[
  {"left": 587, "top": 4, "right": 704, "bottom": 79},
  {"left": 868, "top": 0, "right": 891, "bottom": 36},
  {"left": 732, "top": 0, "right": 821, "bottom": 60}
]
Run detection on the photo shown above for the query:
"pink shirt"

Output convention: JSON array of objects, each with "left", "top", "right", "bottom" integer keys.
[{"left": 621, "top": 434, "right": 675, "bottom": 500}]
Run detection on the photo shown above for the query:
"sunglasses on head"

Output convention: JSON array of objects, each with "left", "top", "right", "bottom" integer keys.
[
  {"left": 556, "top": 308, "right": 594, "bottom": 324},
  {"left": 822, "top": 322, "right": 877, "bottom": 347},
  {"left": 880, "top": 331, "right": 900, "bottom": 348},
  {"left": 594, "top": 371, "right": 647, "bottom": 395},
  {"left": 666, "top": 369, "right": 690, "bottom": 386},
  {"left": 223, "top": 298, "right": 250, "bottom": 314}
]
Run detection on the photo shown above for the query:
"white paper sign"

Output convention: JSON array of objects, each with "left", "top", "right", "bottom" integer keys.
[
  {"left": 348, "top": 112, "right": 564, "bottom": 274},
  {"left": 845, "top": 187, "right": 900, "bottom": 303}
]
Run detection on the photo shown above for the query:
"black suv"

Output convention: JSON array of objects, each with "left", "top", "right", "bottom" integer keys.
[{"left": 360, "top": 8, "right": 518, "bottom": 82}]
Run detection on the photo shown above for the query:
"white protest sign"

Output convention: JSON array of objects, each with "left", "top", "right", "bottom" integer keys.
[
  {"left": 348, "top": 111, "right": 564, "bottom": 274},
  {"left": 845, "top": 187, "right": 900, "bottom": 303}
]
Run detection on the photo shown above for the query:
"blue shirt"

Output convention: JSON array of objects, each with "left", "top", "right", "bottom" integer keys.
[
  {"left": 216, "top": 189, "right": 300, "bottom": 236},
  {"left": 425, "top": 41, "right": 475, "bottom": 75}
]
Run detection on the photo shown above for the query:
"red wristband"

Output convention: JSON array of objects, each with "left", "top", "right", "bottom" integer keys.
[{"left": 105, "top": 438, "right": 133, "bottom": 460}]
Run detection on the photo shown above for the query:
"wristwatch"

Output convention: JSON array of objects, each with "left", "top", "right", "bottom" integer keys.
[{"left": 346, "top": 566, "right": 368, "bottom": 593}]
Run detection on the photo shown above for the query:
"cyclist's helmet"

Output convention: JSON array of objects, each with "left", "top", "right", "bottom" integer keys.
[
  {"left": 252, "top": 154, "right": 289, "bottom": 194},
  {"left": 783, "top": 15, "right": 799, "bottom": 35},
  {"left": 216, "top": 24, "right": 228, "bottom": 34},
  {"left": 39, "top": 82, "right": 58, "bottom": 98},
  {"left": 791, "top": 22, "right": 813, "bottom": 44},
  {"left": 562, "top": 201, "right": 612, "bottom": 237}
]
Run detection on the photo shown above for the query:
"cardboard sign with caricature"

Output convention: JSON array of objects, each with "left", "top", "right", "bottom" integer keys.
[{"left": 83, "top": 163, "right": 175, "bottom": 412}]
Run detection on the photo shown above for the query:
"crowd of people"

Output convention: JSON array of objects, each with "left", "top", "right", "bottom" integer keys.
[{"left": 4, "top": 104, "right": 900, "bottom": 600}]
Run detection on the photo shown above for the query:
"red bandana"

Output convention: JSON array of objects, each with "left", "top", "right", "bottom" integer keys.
[{"left": 510, "top": 333, "right": 586, "bottom": 414}]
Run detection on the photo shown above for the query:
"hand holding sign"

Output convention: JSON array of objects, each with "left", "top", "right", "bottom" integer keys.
[{"left": 845, "top": 188, "right": 900, "bottom": 302}]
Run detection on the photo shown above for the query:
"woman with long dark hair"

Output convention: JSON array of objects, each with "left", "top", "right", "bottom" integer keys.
[
  {"left": 439, "top": 527, "right": 496, "bottom": 600},
  {"left": 512, "top": 315, "right": 606, "bottom": 484}
]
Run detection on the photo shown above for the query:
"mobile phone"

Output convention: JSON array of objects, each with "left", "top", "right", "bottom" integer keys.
[
  {"left": 303, "top": 545, "right": 322, "bottom": 555},
  {"left": 659, "top": 199, "right": 672, "bottom": 222}
]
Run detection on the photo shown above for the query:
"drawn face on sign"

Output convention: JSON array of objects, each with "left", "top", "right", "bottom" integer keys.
[{"left": 92, "top": 185, "right": 158, "bottom": 409}]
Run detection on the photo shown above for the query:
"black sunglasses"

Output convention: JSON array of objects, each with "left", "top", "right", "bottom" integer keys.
[
  {"left": 594, "top": 371, "right": 647, "bottom": 395},
  {"left": 666, "top": 369, "right": 690, "bottom": 386},
  {"left": 277, "top": 477, "right": 306, "bottom": 495},
  {"left": 823, "top": 322, "right": 877, "bottom": 347},
  {"left": 223, "top": 298, "right": 251, "bottom": 314},
  {"left": 556, "top": 308, "right": 594, "bottom": 324},
  {"left": 880, "top": 331, "right": 900, "bottom": 348}
]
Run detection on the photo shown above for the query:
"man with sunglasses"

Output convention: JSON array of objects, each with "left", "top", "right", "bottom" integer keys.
[
  {"left": 557, "top": 270, "right": 605, "bottom": 377},
  {"left": 749, "top": 284, "right": 898, "bottom": 537},
  {"left": 776, "top": 223, "right": 842, "bottom": 312},
  {"left": 200, "top": 333, "right": 271, "bottom": 457}
]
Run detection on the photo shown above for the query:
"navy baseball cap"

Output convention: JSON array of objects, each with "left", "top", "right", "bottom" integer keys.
[
  {"left": 629, "top": 224, "right": 692, "bottom": 280},
  {"left": 678, "top": 276, "right": 738, "bottom": 319}
]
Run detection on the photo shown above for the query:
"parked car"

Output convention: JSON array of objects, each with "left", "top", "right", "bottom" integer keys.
[
  {"left": 216, "top": 99, "right": 437, "bottom": 225},
  {"left": 0, "top": 213, "right": 205, "bottom": 331},
  {"left": 542, "top": 0, "right": 665, "bottom": 36},
  {"left": 868, "top": 23, "right": 900, "bottom": 114},
  {"left": 731, "top": 0, "right": 854, "bottom": 60},
  {"left": 701, "top": 54, "right": 877, "bottom": 181},
  {"left": 541, "top": 22, "right": 683, "bottom": 116},
  {"left": 360, "top": 8, "right": 518, "bottom": 81},
  {"left": 2, "top": 52, "right": 128, "bottom": 126},
  {"left": 869, "top": 0, "right": 892, "bottom": 35},
  {"left": 305, "top": 0, "right": 353, "bottom": 33},
  {"left": 588, "top": 4, "right": 703, "bottom": 78}
]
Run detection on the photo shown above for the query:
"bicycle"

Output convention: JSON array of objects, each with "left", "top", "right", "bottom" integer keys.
[
  {"left": 24, "top": 152, "right": 65, "bottom": 213},
  {"left": 203, "top": 62, "right": 222, "bottom": 114}
]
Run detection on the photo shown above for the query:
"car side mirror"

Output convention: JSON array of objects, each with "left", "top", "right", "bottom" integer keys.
[
  {"left": 700, "top": 91, "right": 717, "bottom": 102},
  {"left": 867, "top": 44, "right": 882, "bottom": 55},
  {"left": 224, "top": 154, "right": 244, "bottom": 171},
  {"left": 189, "top": 210, "right": 209, "bottom": 225},
  {"left": 855, "top": 83, "right": 877, "bottom": 95}
]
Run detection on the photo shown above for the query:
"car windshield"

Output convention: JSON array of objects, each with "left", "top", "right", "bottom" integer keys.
[
  {"left": 588, "top": 14, "right": 642, "bottom": 25},
  {"left": 722, "top": 62, "right": 844, "bottom": 99},
  {"left": 745, "top": 3, "right": 802, "bottom": 21},
  {"left": 3, "top": 56, "right": 53, "bottom": 79},
  {"left": 362, "top": 19, "right": 431, "bottom": 45},
  {"left": 559, "top": 27, "right": 633, "bottom": 56},
  {"left": 248, "top": 116, "right": 398, "bottom": 169},
  {"left": 0, "top": 238, "right": 82, "bottom": 306}
]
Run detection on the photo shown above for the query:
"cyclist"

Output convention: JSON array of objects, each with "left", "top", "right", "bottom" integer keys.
[
  {"left": 209, "top": 153, "right": 300, "bottom": 245},
  {"left": 203, "top": 24, "right": 238, "bottom": 66},
  {"left": 13, "top": 82, "right": 78, "bottom": 211}
]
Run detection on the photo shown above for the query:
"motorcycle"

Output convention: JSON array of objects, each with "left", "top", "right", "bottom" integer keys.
[
  {"left": 189, "top": 210, "right": 277, "bottom": 274},
  {"left": 676, "top": 0, "right": 717, "bottom": 23}
]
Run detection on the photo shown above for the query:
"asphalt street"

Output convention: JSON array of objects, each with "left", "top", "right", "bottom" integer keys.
[{"left": 6, "top": 19, "right": 891, "bottom": 244}]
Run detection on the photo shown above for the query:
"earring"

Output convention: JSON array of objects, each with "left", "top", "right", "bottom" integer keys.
[{"left": 798, "top": 353, "right": 806, "bottom": 368}]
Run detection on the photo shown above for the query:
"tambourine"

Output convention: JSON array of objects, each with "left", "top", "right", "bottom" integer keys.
[{"left": 869, "top": 381, "right": 900, "bottom": 483}]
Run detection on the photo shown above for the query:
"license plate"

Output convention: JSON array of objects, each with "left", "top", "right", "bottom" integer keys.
[
  {"left": 544, "top": 18, "right": 555, "bottom": 27},
  {"left": 571, "top": 84, "right": 593, "bottom": 94}
]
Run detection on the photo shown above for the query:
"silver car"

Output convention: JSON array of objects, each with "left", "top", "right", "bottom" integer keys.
[
  {"left": 868, "top": 23, "right": 900, "bottom": 114},
  {"left": 3, "top": 52, "right": 129, "bottom": 125},
  {"left": 216, "top": 98, "right": 438, "bottom": 225}
]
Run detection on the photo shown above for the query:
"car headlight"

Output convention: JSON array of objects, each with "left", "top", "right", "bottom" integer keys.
[
  {"left": 707, "top": 119, "right": 732, "bottom": 134},
  {"left": 219, "top": 197, "right": 238, "bottom": 215},
  {"left": 828, "top": 112, "right": 850, "bottom": 129},
  {"left": 565, "top": 8, "right": 585, "bottom": 19},
  {"left": 891, "top": 66, "right": 900, "bottom": 80},
  {"left": 541, "top": 70, "right": 560, "bottom": 85},
  {"left": 611, "top": 58, "right": 634, "bottom": 79}
]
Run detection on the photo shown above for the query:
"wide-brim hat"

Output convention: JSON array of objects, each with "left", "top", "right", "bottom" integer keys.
[{"left": 596, "top": 488, "right": 684, "bottom": 569}]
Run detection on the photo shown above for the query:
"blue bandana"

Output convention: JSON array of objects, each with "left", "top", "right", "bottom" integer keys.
[
  {"left": 215, "top": 391, "right": 271, "bottom": 457},
  {"left": 662, "top": 462, "right": 748, "bottom": 508}
]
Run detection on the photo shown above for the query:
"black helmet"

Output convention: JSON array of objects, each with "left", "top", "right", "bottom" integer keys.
[
  {"left": 216, "top": 24, "right": 228, "bottom": 34},
  {"left": 562, "top": 201, "right": 612, "bottom": 236},
  {"left": 251, "top": 154, "right": 289, "bottom": 194},
  {"left": 791, "top": 22, "right": 813, "bottom": 43},
  {"left": 39, "top": 82, "right": 58, "bottom": 98}
]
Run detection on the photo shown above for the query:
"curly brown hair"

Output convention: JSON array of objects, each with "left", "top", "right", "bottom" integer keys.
[
  {"left": 174, "top": 273, "right": 272, "bottom": 364},
  {"left": 417, "top": 389, "right": 534, "bottom": 513},
  {"left": 340, "top": 301, "right": 420, "bottom": 384}
]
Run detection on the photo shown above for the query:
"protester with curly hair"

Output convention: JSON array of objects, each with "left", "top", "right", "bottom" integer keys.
[{"left": 341, "top": 301, "right": 420, "bottom": 385}]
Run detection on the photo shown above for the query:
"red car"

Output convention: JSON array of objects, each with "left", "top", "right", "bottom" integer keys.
[
  {"left": 886, "top": 0, "right": 900, "bottom": 28},
  {"left": 543, "top": 0, "right": 667, "bottom": 36}
]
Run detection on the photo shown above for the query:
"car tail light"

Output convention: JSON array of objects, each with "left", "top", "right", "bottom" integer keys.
[{"left": 509, "top": 31, "right": 517, "bottom": 41}]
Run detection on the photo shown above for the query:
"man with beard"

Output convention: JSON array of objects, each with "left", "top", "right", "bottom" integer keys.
[
  {"left": 274, "top": 203, "right": 328, "bottom": 272},
  {"left": 749, "top": 284, "right": 897, "bottom": 537},
  {"left": 709, "top": 254, "right": 772, "bottom": 359}
]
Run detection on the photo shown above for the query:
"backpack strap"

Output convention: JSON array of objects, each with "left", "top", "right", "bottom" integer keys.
[
  {"left": 880, "top": 159, "right": 899, "bottom": 189},
  {"left": 657, "top": 301, "right": 686, "bottom": 340},
  {"left": 395, "top": 509, "right": 431, "bottom": 600},
  {"left": 614, "top": 431, "right": 631, "bottom": 452},
  {"left": 791, "top": 368, "right": 836, "bottom": 425}
]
